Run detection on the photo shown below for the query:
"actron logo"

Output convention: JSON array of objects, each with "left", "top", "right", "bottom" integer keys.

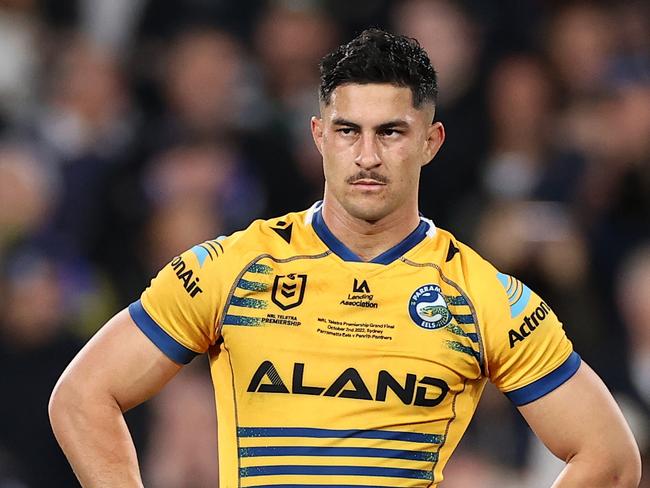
[{"left": 508, "top": 301, "right": 551, "bottom": 348}]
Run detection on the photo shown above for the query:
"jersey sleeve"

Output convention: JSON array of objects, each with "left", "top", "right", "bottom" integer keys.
[
  {"left": 128, "top": 240, "right": 227, "bottom": 364},
  {"left": 475, "top": 260, "right": 580, "bottom": 406}
]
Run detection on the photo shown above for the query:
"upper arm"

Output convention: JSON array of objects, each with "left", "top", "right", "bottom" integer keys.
[
  {"left": 518, "top": 361, "right": 641, "bottom": 484},
  {"left": 54, "top": 309, "right": 183, "bottom": 412},
  {"left": 54, "top": 238, "right": 235, "bottom": 410}
]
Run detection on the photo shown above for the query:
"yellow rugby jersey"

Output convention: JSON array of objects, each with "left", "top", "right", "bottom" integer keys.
[{"left": 129, "top": 201, "right": 580, "bottom": 487}]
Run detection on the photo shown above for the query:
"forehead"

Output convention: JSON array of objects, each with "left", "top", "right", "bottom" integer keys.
[{"left": 322, "top": 83, "right": 423, "bottom": 124}]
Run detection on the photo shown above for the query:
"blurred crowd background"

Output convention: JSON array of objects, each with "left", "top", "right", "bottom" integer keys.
[{"left": 0, "top": 0, "right": 648, "bottom": 486}]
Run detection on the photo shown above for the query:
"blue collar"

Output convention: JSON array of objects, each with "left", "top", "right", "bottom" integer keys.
[{"left": 312, "top": 208, "right": 429, "bottom": 265}]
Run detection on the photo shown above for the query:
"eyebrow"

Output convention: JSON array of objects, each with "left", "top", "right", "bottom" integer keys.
[{"left": 332, "top": 117, "right": 411, "bottom": 131}]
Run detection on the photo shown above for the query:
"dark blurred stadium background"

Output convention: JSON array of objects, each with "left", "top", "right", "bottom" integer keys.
[{"left": 0, "top": 0, "right": 648, "bottom": 486}]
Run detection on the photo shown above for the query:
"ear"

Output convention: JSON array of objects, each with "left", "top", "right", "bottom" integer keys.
[
  {"left": 422, "top": 121, "right": 445, "bottom": 166},
  {"left": 311, "top": 116, "right": 324, "bottom": 156}
]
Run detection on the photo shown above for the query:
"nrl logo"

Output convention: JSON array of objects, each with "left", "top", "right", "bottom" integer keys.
[{"left": 271, "top": 273, "right": 307, "bottom": 310}]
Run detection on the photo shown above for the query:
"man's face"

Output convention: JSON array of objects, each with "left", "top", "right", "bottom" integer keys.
[{"left": 311, "top": 83, "right": 444, "bottom": 222}]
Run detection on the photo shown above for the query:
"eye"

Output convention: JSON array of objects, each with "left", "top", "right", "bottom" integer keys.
[
  {"left": 379, "top": 128, "right": 402, "bottom": 138},
  {"left": 336, "top": 127, "right": 356, "bottom": 136}
]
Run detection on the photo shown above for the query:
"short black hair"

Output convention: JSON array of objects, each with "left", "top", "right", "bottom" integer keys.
[{"left": 319, "top": 28, "right": 438, "bottom": 108}]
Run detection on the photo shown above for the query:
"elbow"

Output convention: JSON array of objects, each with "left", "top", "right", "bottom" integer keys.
[
  {"left": 48, "top": 370, "right": 89, "bottom": 439},
  {"left": 48, "top": 373, "right": 75, "bottom": 437},
  {"left": 597, "top": 444, "right": 642, "bottom": 488},
  {"left": 49, "top": 369, "right": 122, "bottom": 439},
  {"left": 614, "top": 432, "right": 643, "bottom": 488},
  {"left": 616, "top": 447, "right": 642, "bottom": 488},
  {"left": 565, "top": 442, "right": 642, "bottom": 488}
]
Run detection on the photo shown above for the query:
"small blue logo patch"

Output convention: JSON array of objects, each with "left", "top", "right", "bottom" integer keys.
[
  {"left": 496, "top": 272, "right": 532, "bottom": 317},
  {"left": 409, "top": 284, "right": 452, "bottom": 330},
  {"left": 191, "top": 245, "right": 210, "bottom": 267}
]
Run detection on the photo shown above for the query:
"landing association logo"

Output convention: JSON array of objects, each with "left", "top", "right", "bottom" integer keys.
[{"left": 408, "top": 284, "right": 452, "bottom": 330}]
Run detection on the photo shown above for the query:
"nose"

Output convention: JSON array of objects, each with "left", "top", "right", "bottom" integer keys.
[{"left": 355, "top": 133, "right": 381, "bottom": 169}]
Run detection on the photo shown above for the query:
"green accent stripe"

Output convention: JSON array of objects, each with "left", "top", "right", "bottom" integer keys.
[
  {"left": 447, "top": 296, "right": 468, "bottom": 306},
  {"left": 446, "top": 324, "right": 479, "bottom": 342},
  {"left": 238, "top": 279, "right": 270, "bottom": 292},
  {"left": 445, "top": 340, "right": 480, "bottom": 361},
  {"left": 224, "top": 315, "right": 263, "bottom": 326},
  {"left": 230, "top": 296, "right": 268, "bottom": 309},
  {"left": 248, "top": 263, "right": 273, "bottom": 274}
]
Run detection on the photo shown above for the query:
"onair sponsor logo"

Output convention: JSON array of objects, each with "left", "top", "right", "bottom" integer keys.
[{"left": 170, "top": 256, "right": 203, "bottom": 298}]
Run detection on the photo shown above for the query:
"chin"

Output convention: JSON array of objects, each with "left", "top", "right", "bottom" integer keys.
[{"left": 345, "top": 202, "right": 389, "bottom": 222}]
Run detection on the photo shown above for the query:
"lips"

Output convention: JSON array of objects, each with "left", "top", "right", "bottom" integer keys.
[
  {"left": 352, "top": 179, "right": 386, "bottom": 186},
  {"left": 346, "top": 172, "right": 389, "bottom": 189}
]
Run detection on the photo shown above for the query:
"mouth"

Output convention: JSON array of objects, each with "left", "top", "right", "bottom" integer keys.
[
  {"left": 350, "top": 179, "right": 387, "bottom": 188},
  {"left": 346, "top": 171, "right": 389, "bottom": 193}
]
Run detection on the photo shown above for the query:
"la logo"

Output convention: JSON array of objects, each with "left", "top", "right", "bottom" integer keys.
[{"left": 353, "top": 278, "right": 370, "bottom": 293}]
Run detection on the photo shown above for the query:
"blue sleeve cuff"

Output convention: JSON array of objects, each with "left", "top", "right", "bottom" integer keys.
[
  {"left": 505, "top": 351, "right": 581, "bottom": 406},
  {"left": 128, "top": 300, "right": 199, "bottom": 364}
]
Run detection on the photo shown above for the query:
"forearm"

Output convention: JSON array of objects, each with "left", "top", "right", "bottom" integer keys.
[{"left": 49, "top": 388, "right": 144, "bottom": 487}]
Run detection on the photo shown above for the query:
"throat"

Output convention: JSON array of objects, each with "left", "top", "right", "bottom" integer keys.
[
  {"left": 346, "top": 228, "right": 409, "bottom": 261},
  {"left": 320, "top": 204, "right": 422, "bottom": 262}
]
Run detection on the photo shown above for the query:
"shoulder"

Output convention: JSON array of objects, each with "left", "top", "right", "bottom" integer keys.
[
  {"left": 415, "top": 224, "right": 498, "bottom": 279},
  {"left": 413, "top": 225, "right": 509, "bottom": 311},
  {"left": 215, "top": 207, "right": 321, "bottom": 262}
]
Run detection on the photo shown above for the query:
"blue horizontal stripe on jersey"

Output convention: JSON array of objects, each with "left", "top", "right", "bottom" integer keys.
[
  {"left": 223, "top": 314, "right": 262, "bottom": 326},
  {"left": 244, "top": 485, "right": 396, "bottom": 488},
  {"left": 505, "top": 352, "right": 581, "bottom": 406},
  {"left": 453, "top": 314, "right": 475, "bottom": 324},
  {"left": 239, "top": 465, "right": 433, "bottom": 480},
  {"left": 239, "top": 446, "right": 438, "bottom": 462},
  {"left": 237, "top": 427, "right": 444, "bottom": 444},
  {"left": 128, "top": 300, "right": 198, "bottom": 364},
  {"left": 237, "top": 278, "right": 270, "bottom": 292},
  {"left": 229, "top": 296, "right": 268, "bottom": 309}
]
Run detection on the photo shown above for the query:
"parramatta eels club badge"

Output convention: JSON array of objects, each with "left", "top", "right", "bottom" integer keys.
[{"left": 408, "top": 284, "right": 452, "bottom": 330}]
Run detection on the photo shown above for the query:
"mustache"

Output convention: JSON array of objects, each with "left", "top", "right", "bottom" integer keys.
[{"left": 346, "top": 171, "right": 389, "bottom": 184}]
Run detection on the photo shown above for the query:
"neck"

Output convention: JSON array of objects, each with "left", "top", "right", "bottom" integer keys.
[{"left": 321, "top": 198, "right": 421, "bottom": 262}]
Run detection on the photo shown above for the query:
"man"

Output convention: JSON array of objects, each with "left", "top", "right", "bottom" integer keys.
[{"left": 49, "top": 29, "right": 641, "bottom": 487}]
